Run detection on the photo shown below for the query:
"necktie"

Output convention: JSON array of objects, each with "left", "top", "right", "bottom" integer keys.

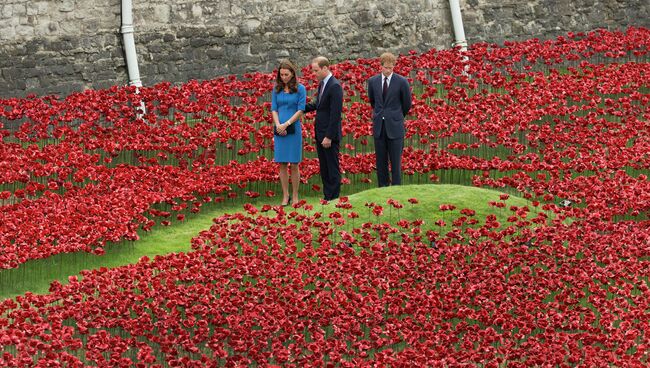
[
  {"left": 382, "top": 77, "right": 388, "bottom": 99},
  {"left": 317, "top": 81, "right": 324, "bottom": 105}
]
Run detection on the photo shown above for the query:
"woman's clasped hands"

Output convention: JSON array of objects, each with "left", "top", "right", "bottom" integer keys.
[{"left": 275, "top": 121, "right": 290, "bottom": 136}]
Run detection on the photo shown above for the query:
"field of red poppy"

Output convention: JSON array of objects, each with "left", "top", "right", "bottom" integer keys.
[{"left": 0, "top": 27, "right": 648, "bottom": 366}]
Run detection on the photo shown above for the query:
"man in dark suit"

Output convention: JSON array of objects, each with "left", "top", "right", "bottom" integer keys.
[
  {"left": 305, "top": 56, "right": 343, "bottom": 201},
  {"left": 367, "top": 52, "right": 412, "bottom": 187}
]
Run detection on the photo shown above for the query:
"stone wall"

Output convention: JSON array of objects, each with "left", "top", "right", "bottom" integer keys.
[
  {"left": 0, "top": 0, "right": 647, "bottom": 98},
  {"left": 462, "top": 0, "right": 647, "bottom": 43}
]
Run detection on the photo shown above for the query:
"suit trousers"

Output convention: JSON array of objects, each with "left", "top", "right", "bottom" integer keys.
[
  {"left": 374, "top": 120, "right": 404, "bottom": 187},
  {"left": 316, "top": 140, "right": 341, "bottom": 200}
]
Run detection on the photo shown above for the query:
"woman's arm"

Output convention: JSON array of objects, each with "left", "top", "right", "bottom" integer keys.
[{"left": 282, "top": 84, "right": 307, "bottom": 127}]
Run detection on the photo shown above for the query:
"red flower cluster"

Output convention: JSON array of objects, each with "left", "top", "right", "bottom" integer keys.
[
  {"left": 0, "top": 27, "right": 648, "bottom": 365},
  {"left": 0, "top": 200, "right": 648, "bottom": 366},
  {"left": 1, "top": 27, "right": 648, "bottom": 268}
]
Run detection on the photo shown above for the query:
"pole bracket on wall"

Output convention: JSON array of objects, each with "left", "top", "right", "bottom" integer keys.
[{"left": 448, "top": 0, "right": 468, "bottom": 52}]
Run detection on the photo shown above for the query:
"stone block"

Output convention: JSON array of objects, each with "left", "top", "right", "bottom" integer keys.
[
  {"left": 79, "top": 37, "right": 100, "bottom": 50},
  {"left": 93, "top": 71, "right": 119, "bottom": 82},
  {"left": 47, "top": 21, "right": 58, "bottom": 34},
  {"left": 72, "top": 63, "right": 86, "bottom": 73},
  {"left": 238, "top": 54, "right": 263, "bottom": 64},
  {"left": 154, "top": 4, "right": 171, "bottom": 23},
  {"left": 1, "top": 67, "right": 18, "bottom": 81},
  {"left": 177, "top": 61, "right": 198, "bottom": 72},
  {"left": 137, "top": 33, "right": 159, "bottom": 43},
  {"left": 514, "top": 4, "right": 534, "bottom": 18},
  {"left": 249, "top": 40, "right": 270, "bottom": 55},
  {"left": 239, "top": 19, "right": 261, "bottom": 36},
  {"left": 84, "top": 20, "right": 100, "bottom": 34},
  {"left": 271, "top": 49, "right": 290, "bottom": 59},
  {"left": 156, "top": 63, "right": 176, "bottom": 74},
  {"left": 51, "top": 64, "right": 75, "bottom": 76},
  {"left": 176, "top": 28, "right": 199, "bottom": 39},
  {"left": 197, "top": 66, "right": 219, "bottom": 81},
  {"left": 20, "top": 58, "right": 38, "bottom": 70},
  {"left": 10, "top": 79, "right": 27, "bottom": 91},
  {"left": 19, "top": 15, "right": 36, "bottom": 26},
  {"left": 12, "top": 4, "right": 26, "bottom": 16},
  {"left": 94, "top": 79, "right": 121, "bottom": 90},
  {"left": 147, "top": 44, "right": 165, "bottom": 53},
  {"left": 26, "top": 3, "right": 39, "bottom": 16},
  {"left": 165, "top": 51, "right": 184, "bottom": 61},
  {"left": 0, "top": 26, "right": 16, "bottom": 40},
  {"left": 1, "top": 5, "right": 12, "bottom": 17},
  {"left": 59, "top": 20, "right": 81, "bottom": 34},
  {"left": 172, "top": 8, "right": 188, "bottom": 22},
  {"left": 191, "top": 4, "right": 203, "bottom": 18},
  {"left": 26, "top": 77, "right": 40, "bottom": 90},
  {"left": 15, "top": 25, "right": 34, "bottom": 37},
  {"left": 47, "top": 39, "right": 75, "bottom": 53},
  {"left": 57, "top": 82, "right": 85, "bottom": 96},
  {"left": 206, "top": 47, "right": 224, "bottom": 59},
  {"left": 59, "top": 0, "right": 74, "bottom": 13},
  {"left": 190, "top": 37, "right": 212, "bottom": 47},
  {"left": 229, "top": 3, "right": 245, "bottom": 16},
  {"left": 350, "top": 9, "right": 372, "bottom": 26},
  {"left": 36, "top": 1, "right": 49, "bottom": 15}
]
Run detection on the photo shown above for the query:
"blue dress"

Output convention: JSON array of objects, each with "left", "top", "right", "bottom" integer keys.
[{"left": 272, "top": 84, "right": 306, "bottom": 163}]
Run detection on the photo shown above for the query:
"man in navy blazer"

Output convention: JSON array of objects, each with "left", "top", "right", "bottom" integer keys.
[
  {"left": 305, "top": 56, "right": 343, "bottom": 201},
  {"left": 367, "top": 52, "right": 412, "bottom": 187}
]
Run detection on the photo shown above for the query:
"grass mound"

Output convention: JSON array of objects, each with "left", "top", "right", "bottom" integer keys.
[{"left": 326, "top": 184, "right": 536, "bottom": 227}]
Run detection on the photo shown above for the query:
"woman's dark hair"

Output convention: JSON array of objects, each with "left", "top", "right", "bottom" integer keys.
[{"left": 275, "top": 59, "right": 299, "bottom": 93}]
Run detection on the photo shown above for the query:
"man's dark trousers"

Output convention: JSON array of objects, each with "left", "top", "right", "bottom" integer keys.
[
  {"left": 375, "top": 120, "right": 404, "bottom": 187},
  {"left": 316, "top": 140, "right": 341, "bottom": 200}
]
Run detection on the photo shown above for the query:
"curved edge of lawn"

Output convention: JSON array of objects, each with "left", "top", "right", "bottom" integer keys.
[
  {"left": 322, "top": 184, "right": 538, "bottom": 226},
  {"left": 0, "top": 184, "right": 538, "bottom": 300}
]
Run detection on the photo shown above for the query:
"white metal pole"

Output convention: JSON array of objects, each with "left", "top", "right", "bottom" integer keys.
[
  {"left": 121, "top": 0, "right": 146, "bottom": 115},
  {"left": 121, "top": 0, "right": 143, "bottom": 87},
  {"left": 449, "top": 0, "right": 468, "bottom": 51}
]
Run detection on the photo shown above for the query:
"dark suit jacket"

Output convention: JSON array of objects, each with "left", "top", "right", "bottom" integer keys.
[
  {"left": 367, "top": 73, "right": 412, "bottom": 139},
  {"left": 305, "top": 76, "right": 343, "bottom": 142}
]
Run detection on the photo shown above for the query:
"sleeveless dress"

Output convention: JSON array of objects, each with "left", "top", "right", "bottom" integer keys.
[{"left": 272, "top": 84, "right": 306, "bottom": 163}]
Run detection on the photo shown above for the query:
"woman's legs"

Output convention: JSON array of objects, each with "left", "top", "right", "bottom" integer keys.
[
  {"left": 290, "top": 163, "right": 300, "bottom": 203},
  {"left": 279, "top": 163, "right": 290, "bottom": 205}
]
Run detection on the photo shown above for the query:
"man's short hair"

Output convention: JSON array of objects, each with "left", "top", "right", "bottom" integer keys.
[
  {"left": 312, "top": 56, "right": 330, "bottom": 68},
  {"left": 380, "top": 52, "right": 397, "bottom": 66}
]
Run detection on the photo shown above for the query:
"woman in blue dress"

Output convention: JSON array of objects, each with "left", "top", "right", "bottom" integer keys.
[{"left": 271, "top": 60, "right": 306, "bottom": 206}]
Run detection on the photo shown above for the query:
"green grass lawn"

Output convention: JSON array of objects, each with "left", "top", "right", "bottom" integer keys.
[
  {"left": 0, "top": 184, "right": 538, "bottom": 301},
  {"left": 323, "top": 184, "right": 533, "bottom": 225},
  {"left": 0, "top": 197, "right": 258, "bottom": 300}
]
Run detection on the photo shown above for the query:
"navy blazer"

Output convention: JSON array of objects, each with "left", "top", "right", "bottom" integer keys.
[
  {"left": 367, "top": 73, "right": 412, "bottom": 139},
  {"left": 305, "top": 76, "right": 343, "bottom": 142}
]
